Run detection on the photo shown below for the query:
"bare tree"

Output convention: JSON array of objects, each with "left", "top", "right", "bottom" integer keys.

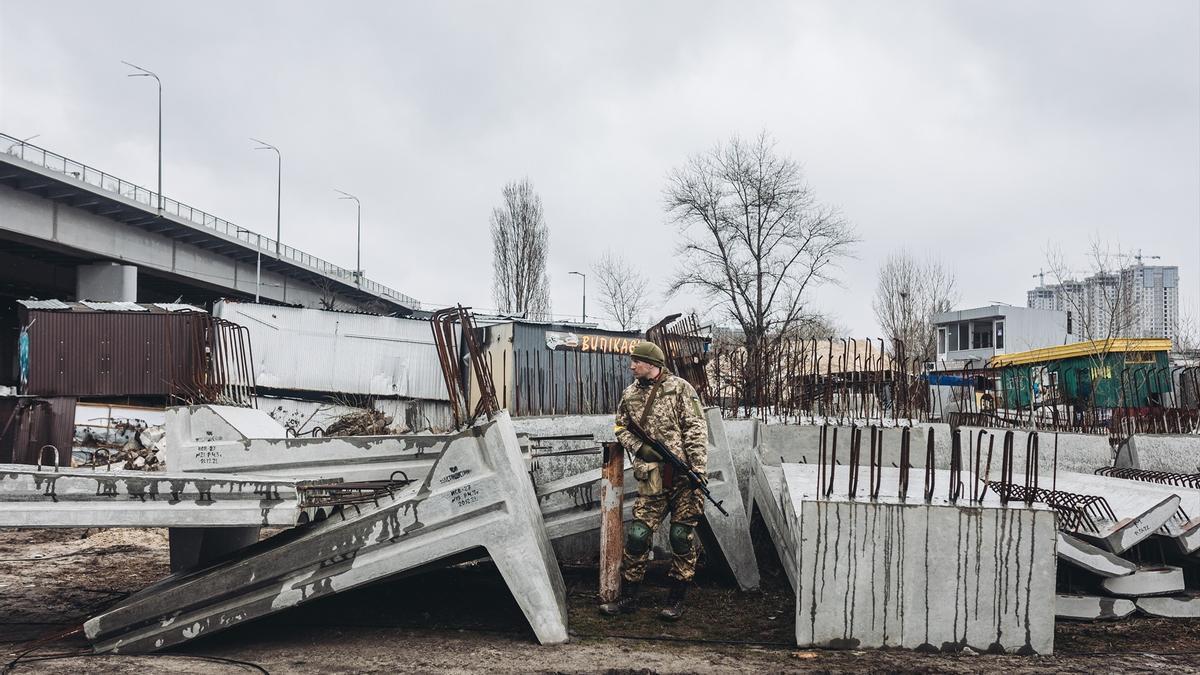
[
  {"left": 591, "top": 250, "right": 650, "bottom": 331},
  {"left": 872, "top": 251, "right": 958, "bottom": 362},
  {"left": 1173, "top": 308, "right": 1200, "bottom": 353},
  {"left": 491, "top": 178, "right": 551, "bottom": 319},
  {"left": 1043, "top": 239, "right": 1142, "bottom": 413},
  {"left": 1045, "top": 239, "right": 1139, "bottom": 348},
  {"left": 665, "top": 132, "right": 857, "bottom": 374}
]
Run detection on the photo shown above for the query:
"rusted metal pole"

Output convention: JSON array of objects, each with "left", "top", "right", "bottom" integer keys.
[{"left": 599, "top": 441, "right": 625, "bottom": 604}]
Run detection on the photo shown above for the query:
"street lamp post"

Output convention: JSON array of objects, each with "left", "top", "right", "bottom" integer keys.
[
  {"left": 122, "top": 61, "right": 162, "bottom": 209},
  {"left": 235, "top": 228, "right": 262, "bottom": 302},
  {"left": 334, "top": 189, "right": 362, "bottom": 282},
  {"left": 569, "top": 271, "right": 586, "bottom": 324},
  {"left": 250, "top": 138, "right": 282, "bottom": 256},
  {"left": 11, "top": 133, "right": 39, "bottom": 160}
]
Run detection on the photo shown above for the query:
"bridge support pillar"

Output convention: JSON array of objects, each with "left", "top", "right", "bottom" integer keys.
[{"left": 76, "top": 262, "right": 137, "bottom": 302}]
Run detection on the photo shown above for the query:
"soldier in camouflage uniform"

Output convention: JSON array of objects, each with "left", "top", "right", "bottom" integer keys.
[{"left": 599, "top": 341, "right": 708, "bottom": 621}]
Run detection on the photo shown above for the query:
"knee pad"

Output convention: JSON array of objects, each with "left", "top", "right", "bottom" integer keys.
[
  {"left": 626, "top": 520, "right": 653, "bottom": 555},
  {"left": 669, "top": 523, "right": 695, "bottom": 555}
]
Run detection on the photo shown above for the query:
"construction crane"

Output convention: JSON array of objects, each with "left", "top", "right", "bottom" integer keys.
[
  {"left": 1032, "top": 269, "right": 1047, "bottom": 287},
  {"left": 1115, "top": 249, "right": 1161, "bottom": 265}
]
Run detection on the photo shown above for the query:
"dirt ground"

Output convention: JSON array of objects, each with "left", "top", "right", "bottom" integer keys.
[{"left": 2, "top": 527, "right": 1200, "bottom": 673}]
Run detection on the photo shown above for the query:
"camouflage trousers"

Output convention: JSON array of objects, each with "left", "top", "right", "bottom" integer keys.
[{"left": 622, "top": 474, "right": 705, "bottom": 583}]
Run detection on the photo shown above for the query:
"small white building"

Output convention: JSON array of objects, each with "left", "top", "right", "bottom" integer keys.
[{"left": 933, "top": 305, "right": 1076, "bottom": 370}]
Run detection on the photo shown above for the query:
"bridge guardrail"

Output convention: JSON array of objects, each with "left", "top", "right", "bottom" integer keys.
[{"left": 1, "top": 133, "right": 419, "bottom": 309}]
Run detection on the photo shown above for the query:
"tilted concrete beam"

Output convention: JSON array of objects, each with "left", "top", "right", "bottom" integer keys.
[
  {"left": 0, "top": 465, "right": 305, "bottom": 528},
  {"left": 165, "top": 405, "right": 442, "bottom": 484},
  {"left": 84, "top": 412, "right": 568, "bottom": 653}
]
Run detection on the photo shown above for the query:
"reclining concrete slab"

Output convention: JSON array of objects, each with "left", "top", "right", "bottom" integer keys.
[
  {"left": 165, "top": 405, "right": 441, "bottom": 484},
  {"left": 1136, "top": 594, "right": 1200, "bottom": 618},
  {"left": 1055, "top": 594, "right": 1136, "bottom": 621},
  {"left": 0, "top": 465, "right": 303, "bottom": 528},
  {"left": 1087, "top": 475, "right": 1200, "bottom": 554},
  {"left": 1056, "top": 532, "right": 1137, "bottom": 578},
  {"left": 84, "top": 412, "right": 568, "bottom": 653},
  {"left": 1046, "top": 472, "right": 1183, "bottom": 554},
  {"left": 782, "top": 463, "right": 1056, "bottom": 654},
  {"left": 748, "top": 460, "right": 796, "bottom": 590},
  {"left": 532, "top": 409, "right": 760, "bottom": 591}
]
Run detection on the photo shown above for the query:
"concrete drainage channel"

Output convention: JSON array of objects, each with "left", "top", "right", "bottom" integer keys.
[{"left": 4, "top": 408, "right": 1200, "bottom": 657}]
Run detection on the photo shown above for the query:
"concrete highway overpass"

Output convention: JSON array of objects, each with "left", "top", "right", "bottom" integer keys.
[{"left": 0, "top": 132, "right": 420, "bottom": 314}]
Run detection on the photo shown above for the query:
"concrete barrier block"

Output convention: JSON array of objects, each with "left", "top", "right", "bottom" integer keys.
[
  {"left": 1136, "top": 594, "right": 1200, "bottom": 618},
  {"left": 760, "top": 422, "right": 954, "bottom": 470},
  {"left": 84, "top": 412, "right": 568, "bottom": 653},
  {"left": 1101, "top": 566, "right": 1185, "bottom": 597},
  {"left": 1056, "top": 594, "right": 1136, "bottom": 621},
  {"left": 784, "top": 464, "right": 1056, "bottom": 654},
  {"left": 958, "top": 427, "right": 1113, "bottom": 477},
  {"left": 1120, "top": 434, "right": 1200, "bottom": 474}
]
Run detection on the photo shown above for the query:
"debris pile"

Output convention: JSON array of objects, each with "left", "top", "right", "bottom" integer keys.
[
  {"left": 75, "top": 424, "right": 167, "bottom": 471},
  {"left": 324, "top": 409, "right": 394, "bottom": 436}
]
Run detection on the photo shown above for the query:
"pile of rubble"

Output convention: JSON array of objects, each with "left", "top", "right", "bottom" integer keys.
[
  {"left": 75, "top": 425, "right": 167, "bottom": 471},
  {"left": 324, "top": 409, "right": 394, "bottom": 436}
]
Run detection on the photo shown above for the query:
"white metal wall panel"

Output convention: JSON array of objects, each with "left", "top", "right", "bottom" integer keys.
[{"left": 214, "top": 301, "right": 448, "bottom": 400}]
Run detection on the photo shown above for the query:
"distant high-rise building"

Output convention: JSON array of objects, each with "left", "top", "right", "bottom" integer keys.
[{"left": 1027, "top": 263, "right": 1179, "bottom": 342}]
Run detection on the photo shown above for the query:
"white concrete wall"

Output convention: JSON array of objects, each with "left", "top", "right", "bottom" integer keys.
[{"left": 783, "top": 465, "right": 1057, "bottom": 654}]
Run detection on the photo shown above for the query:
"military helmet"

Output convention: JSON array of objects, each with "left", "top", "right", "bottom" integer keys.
[{"left": 631, "top": 341, "right": 666, "bottom": 368}]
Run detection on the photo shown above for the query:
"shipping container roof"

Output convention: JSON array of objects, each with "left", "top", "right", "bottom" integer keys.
[
  {"left": 988, "top": 338, "right": 1172, "bottom": 368},
  {"left": 18, "top": 299, "right": 207, "bottom": 314}
]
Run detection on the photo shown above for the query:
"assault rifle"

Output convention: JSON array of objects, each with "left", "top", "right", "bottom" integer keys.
[{"left": 623, "top": 417, "right": 729, "bottom": 517}]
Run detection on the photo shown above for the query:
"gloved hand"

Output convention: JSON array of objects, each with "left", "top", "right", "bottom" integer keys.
[{"left": 635, "top": 442, "right": 659, "bottom": 462}]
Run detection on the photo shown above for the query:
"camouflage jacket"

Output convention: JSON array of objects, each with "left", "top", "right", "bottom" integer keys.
[{"left": 614, "top": 370, "right": 708, "bottom": 475}]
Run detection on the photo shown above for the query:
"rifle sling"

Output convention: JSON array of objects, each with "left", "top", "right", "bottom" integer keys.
[{"left": 633, "top": 375, "right": 699, "bottom": 484}]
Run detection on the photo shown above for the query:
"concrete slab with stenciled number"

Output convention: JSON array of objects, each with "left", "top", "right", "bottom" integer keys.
[
  {"left": 84, "top": 411, "right": 568, "bottom": 653},
  {"left": 165, "top": 404, "right": 444, "bottom": 484}
]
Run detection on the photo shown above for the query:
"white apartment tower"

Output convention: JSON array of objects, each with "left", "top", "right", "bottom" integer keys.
[{"left": 1026, "top": 262, "right": 1179, "bottom": 342}]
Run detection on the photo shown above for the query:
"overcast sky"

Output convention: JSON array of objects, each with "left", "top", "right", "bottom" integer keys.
[{"left": 2, "top": 1, "right": 1197, "bottom": 334}]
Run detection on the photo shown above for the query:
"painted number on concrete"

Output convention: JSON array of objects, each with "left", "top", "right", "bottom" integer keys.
[
  {"left": 450, "top": 485, "right": 480, "bottom": 508},
  {"left": 195, "top": 445, "right": 222, "bottom": 465}
]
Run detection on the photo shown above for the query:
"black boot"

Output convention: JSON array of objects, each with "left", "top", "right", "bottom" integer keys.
[
  {"left": 598, "top": 582, "right": 640, "bottom": 616},
  {"left": 659, "top": 579, "right": 688, "bottom": 621}
]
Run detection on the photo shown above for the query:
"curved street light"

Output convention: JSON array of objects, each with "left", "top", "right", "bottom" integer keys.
[
  {"left": 122, "top": 60, "right": 162, "bottom": 209},
  {"left": 250, "top": 138, "right": 282, "bottom": 256},
  {"left": 334, "top": 189, "right": 362, "bottom": 282}
]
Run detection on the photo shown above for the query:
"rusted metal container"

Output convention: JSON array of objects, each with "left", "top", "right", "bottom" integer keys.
[
  {"left": 16, "top": 301, "right": 254, "bottom": 405},
  {"left": 0, "top": 396, "right": 76, "bottom": 466}
]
